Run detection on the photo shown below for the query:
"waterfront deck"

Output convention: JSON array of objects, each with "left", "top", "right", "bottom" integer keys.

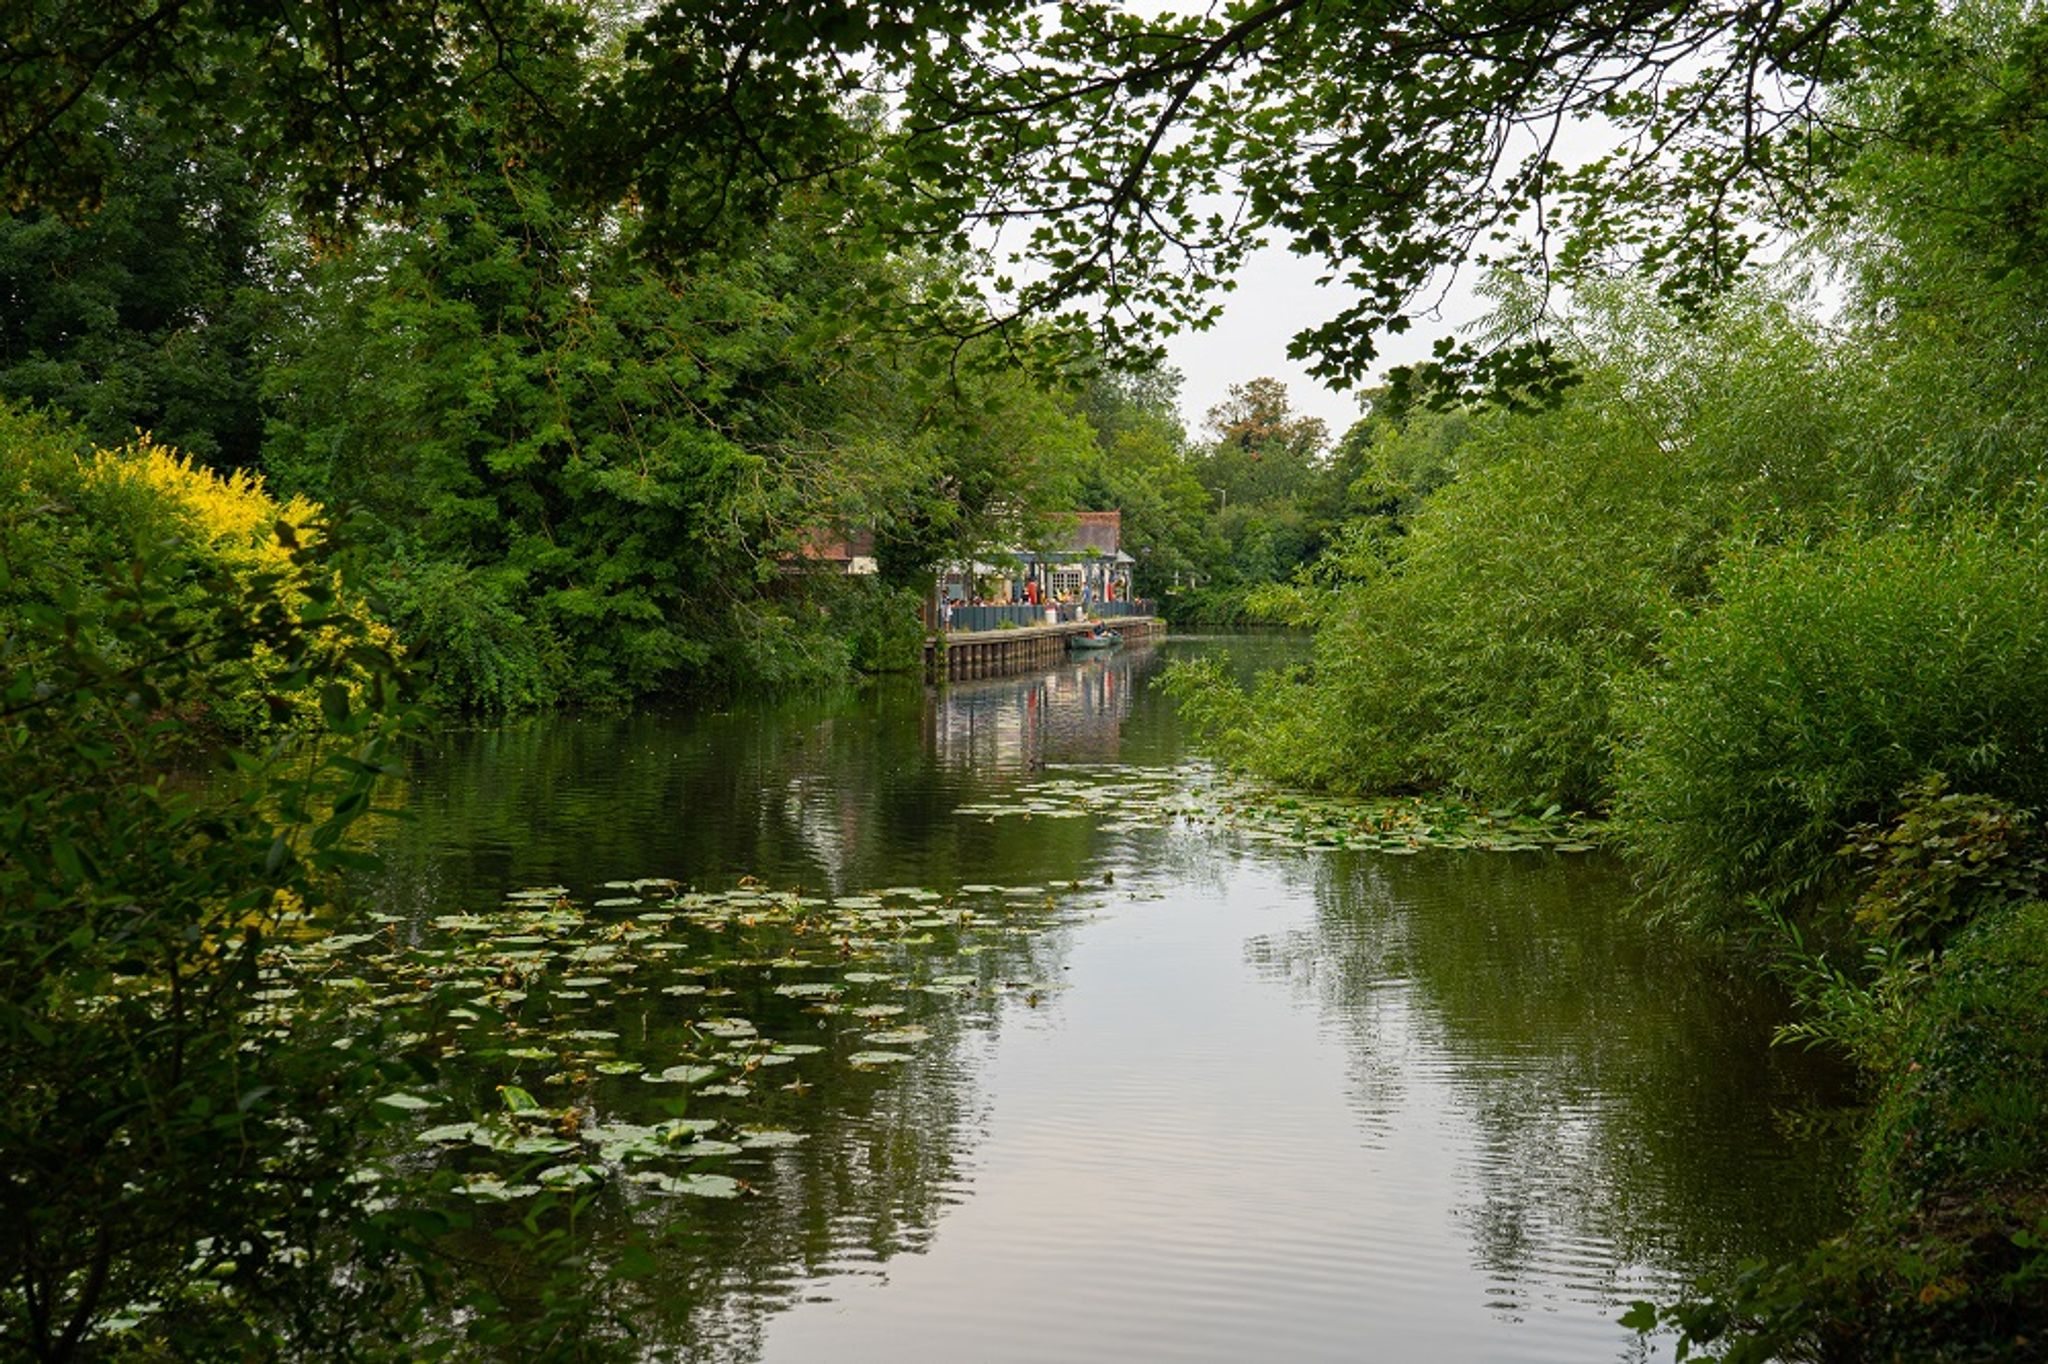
[{"left": 924, "top": 616, "right": 1165, "bottom": 682}]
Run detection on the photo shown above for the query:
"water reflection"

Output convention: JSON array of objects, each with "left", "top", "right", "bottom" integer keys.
[
  {"left": 1245, "top": 854, "right": 1852, "bottom": 1324},
  {"left": 359, "top": 636, "right": 1848, "bottom": 1363},
  {"left": 930, "top": 652, "right": 1145, "bottom": 772},
  {"left": 366, "top": 638, "right": 1200, "bottom": 914}
]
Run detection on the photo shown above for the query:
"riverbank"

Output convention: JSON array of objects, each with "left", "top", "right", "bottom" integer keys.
[
  {"left": 1178, "top": 638, "right": 2048, "bottom": 1357},
  {"left": 1634, "top": 900, "right": 2048, "bottom": 1361}
]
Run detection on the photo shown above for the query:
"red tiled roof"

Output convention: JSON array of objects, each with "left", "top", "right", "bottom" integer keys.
[{"left": 790, "top": 527, "right": 876, "bottom": 561}]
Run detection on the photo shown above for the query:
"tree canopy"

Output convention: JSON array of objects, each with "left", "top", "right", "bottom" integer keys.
[
  {"left": 883, "top": 0, "right": 1938, "bottom": 402},
  {"left": 2, "top": 1, "right": 1959, "bottom": 403}
]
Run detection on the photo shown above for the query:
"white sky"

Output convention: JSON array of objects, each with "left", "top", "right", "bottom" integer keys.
[
  {"left": 1161, "top": 245, "right": 1362, "bottom": 438},
  {"left": 1159, "top": 239, "right": 1490, "bottom": 442}
]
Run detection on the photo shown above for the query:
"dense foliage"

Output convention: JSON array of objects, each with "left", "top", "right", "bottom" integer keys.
[
  {"left": 260, "top": 147, "right": 1093, "bottom": 707},
  {"left": 1614, "top": 517, "right": 2048, "bottom": 935},
  {"left": 1069, "top": 370, "right": 1361, "bottom": 623},
  {"left": 0, "top": 30, "right": 1124, "bottom": 713},
  {"left": 9, "top": 0, "right": 2048, "bottom": 1356},
  {"left": 0, "top": 116, "right": 271, "bottom": 467},
  {"left": 1173, "top": 285, "right": 1847, "bottom": 805},
  {"left": 0, "top": 461, "right": 416, "bottom": 1356}
]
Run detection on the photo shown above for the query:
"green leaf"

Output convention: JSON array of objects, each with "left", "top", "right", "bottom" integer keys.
[{"left": 497, "top": 1084, "right": 540, "bottom": 1113}]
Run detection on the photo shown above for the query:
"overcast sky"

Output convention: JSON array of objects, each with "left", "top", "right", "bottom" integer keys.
[
  {"left": 1160, "top": 243, "right": 1368, "bottom": 440},
  {"left": 1159, "top": 239, "right": 1496, "bottom": 442}
]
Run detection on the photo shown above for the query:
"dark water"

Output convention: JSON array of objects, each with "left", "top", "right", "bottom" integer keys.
[{"left": 366, "top": 634, "right": 1851, "bottom": 1362}]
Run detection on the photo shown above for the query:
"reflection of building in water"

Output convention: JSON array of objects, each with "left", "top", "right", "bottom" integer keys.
[
  {"left": 775, "top": 771, "right": 856, "bottom": 896},
  {"left": 764, "top": 716, "right": 879, "bottom": 896},
  {"left": 928, "top": 653, "right": 1141, "bottom": 771}
]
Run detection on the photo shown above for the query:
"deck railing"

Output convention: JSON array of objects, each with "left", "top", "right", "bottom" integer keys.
[
  {"left": 941, "top": 599, "right": 1157, "bottom": 632},
  {"left": 944, "top": 604, "right": 1046, "bottom": 632}
]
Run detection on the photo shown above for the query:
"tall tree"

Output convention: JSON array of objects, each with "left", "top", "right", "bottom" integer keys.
[
  {"left": 1199, "top": 376, "right": 1330, "bottom": 509},
  {"left": 260, "top": 77, "right": 1094, "bottom": 704},
  {"left": 0, "top": 113, "right": 270, "bottom": 467},
  {"left": 1073, "top": 367, "right": 1216, "bottom": 595}
]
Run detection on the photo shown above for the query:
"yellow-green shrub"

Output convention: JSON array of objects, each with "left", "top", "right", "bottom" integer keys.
[{"left": 1, "top": 404, "right": 394, "bottom": 733}]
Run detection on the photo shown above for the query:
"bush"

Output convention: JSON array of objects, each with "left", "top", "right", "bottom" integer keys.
[
  {"left": 0, "top": 404, "right": 163, "bottom": 617},
  {"left": 1828, "top": 898, "right": 2048, "bottom": 1357},
  {"left": 1613, "top": 514, "right": 2048, "bottom": 934},
  {"left": 0, "top": 402, "right": 397, "bottom": 735},
  {"left": 1770, "top": 780, "right": 2046, "bottom": 1070},
  {"left": 1842, "top": 777, "right": 2048, "bottom": 957},
  {"left": 1861, "top": 902, "right": 2048, "bottom": 1231},
  {"left": 1176, "top": 285, "right": 1850, "bottom": 809},
  {"left": 0, "top": 510, "right": 425, "bottom": 1356},
  {"left": 1165, "top": 583, "right": 1262, "bottom": 628},
  {"left": 1642, "top": 903, "right": 2048, "bottom": 1362},
  {"left": 829, "top": 578, "right": 924, "bottom": 674}
]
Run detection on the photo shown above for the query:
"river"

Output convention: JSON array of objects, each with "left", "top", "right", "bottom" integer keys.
[{"left": 359, "top": 633, "right": 1852, "bottom": 1362}]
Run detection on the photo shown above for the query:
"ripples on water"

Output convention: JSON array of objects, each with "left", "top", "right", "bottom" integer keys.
[{"left": 367, "top": 634, "right": 1851, "bottom": 1363}]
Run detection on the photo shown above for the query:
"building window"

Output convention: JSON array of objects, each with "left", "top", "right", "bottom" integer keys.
[{"left": 1051, "top": 567, "right": 1084, "bottom": 596}]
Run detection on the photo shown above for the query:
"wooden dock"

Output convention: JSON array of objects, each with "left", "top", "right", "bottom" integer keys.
[{"left": 925, "top": 617, "right": 1165, "bottom": 682}]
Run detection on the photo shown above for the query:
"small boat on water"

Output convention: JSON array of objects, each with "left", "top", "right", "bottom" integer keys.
[{"left": 1068, "top": 626, "right": 1122, "bottom": 651}]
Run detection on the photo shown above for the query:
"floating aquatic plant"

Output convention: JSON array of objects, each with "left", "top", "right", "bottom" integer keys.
[
  {"left": 261, "top": 873, "right": 1097, "bottom": 1213},
  {"left": 954, "top": 763, "right": 1600, "bottom": 852}
]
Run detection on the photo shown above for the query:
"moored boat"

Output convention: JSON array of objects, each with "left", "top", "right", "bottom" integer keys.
[{"left": 1068, "top": 627, "right": 1122, "bottom": 651}]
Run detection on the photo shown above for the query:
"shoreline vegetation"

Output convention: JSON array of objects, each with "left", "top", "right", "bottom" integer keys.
[
  {"left": 5, "top": 0, "right": 2048, "bottom": 1357},
  {"left": 1166, "top": 299, "right": 2048, "bottom": 1361}
]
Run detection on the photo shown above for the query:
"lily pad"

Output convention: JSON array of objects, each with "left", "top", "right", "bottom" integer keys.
[
  {"left": 656, "top": 1118, "right": 721, "bottom": 1140},
  {"left": 863, "top": 1027, "right": 931, "bottom": 1046},
  {"left": 497, "top": 1085, "right": 541, "bottom": 1113},
  {"left": 772, "top": 983, "right": 843, "bottom": 999},
  {"left": 456, "top": 1178, "right": 542, "bottom": 1201},
  {"left": 670, "top": 1139, "right": 743, "bottom": 1159},
  {"left": 498, "top": 1133, "right": 578, "bottom": 1157},
  {"left": 374, "top": 1092, "right": 437, "bottom": 1113},
  {"left": 537, "top": 1163, "right": 605, "bottom": 1189},
  {"left": 738, "top": 1127, "right": 807, "bottom": 1149},
  {"left": 632, "top": 1172, "right": 742, "bottom": 1199}
]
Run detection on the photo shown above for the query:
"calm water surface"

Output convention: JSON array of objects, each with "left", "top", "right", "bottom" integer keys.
[{"left": 368, "top": 634, "right": 1851, "bottom": 1362}]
